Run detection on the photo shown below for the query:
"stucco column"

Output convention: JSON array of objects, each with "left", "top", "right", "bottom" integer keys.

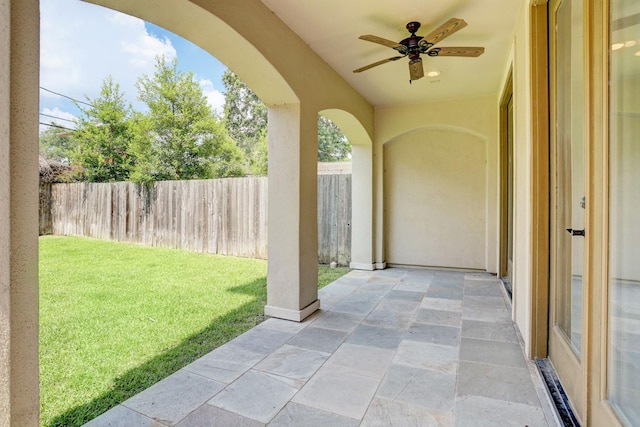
[
  {"left": 349, "top": 144, "right": 375, "bottom": 270},
  {"left": 0, "top": 0, "right": 40, "bottom": 424},
  {"left": 373, "top": 135, "right": 386, "bottom": 269},
  {"left": 265, "top": 103, "right": 320, "bottom": 321}
]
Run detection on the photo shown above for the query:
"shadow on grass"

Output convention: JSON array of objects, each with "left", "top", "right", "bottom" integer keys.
[{"left": 47, "top": 277, "right": 267, "bottom": 427}]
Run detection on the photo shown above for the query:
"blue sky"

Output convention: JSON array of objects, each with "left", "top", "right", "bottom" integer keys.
[{"left": 39, "top": 0, "right": 228, "bottom": 132}]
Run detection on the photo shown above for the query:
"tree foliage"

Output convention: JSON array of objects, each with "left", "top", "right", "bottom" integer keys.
[
  {"left": 132, "top": 57, "right": 244, "bottom": 183},
  {"left": 39, "top": 125, "right": 76, "bottom": 164},
  {"left": 222, "top": 69, "right": 268, "bottom": 154},
  {"left": 221, "top": 70, "right": 268, "bottom": 175},
  {"left": 73, "top": 76, "right": 136, "bottom": 182},
  {"left": 317, "top": 116, "right": 351, "bottom": 162},
  {"left": 66, "top": 57, "right": 245, "bottom": 184},
  {"left": 250, "top": 131, "right": 269, "bottom": 176}
]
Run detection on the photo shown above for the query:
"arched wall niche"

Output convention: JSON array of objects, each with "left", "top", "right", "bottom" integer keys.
[{"left": 383, "top": 125, "right": 489, "bottom": 270}]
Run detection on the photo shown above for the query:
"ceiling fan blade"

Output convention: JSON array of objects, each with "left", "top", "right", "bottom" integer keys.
[
  {"left": 353, "top": 55, "right": 405, "bottom": 73},
  {"left": 359, "top": 35, "right": 404, "bottom": 49},
  {"left": 409, "top": 58, "right": 424, "bottom": 81},
  {"left": 424, "top": 18, "right": 468, "bottom": 45},
  {"left": 432, "top": 46, "right": 485, "bottom": 57}
]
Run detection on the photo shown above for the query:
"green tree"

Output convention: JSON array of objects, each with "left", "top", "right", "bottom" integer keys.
[
  {"left": 73, "top": 76, "right": 136, "bottom": 182},
  {"left": 39, "top": 125, "right": 76, "bottom": 164},
  {"left": 317, "top": 116, "right": 351, "bottom": 162},
  {"left": 132, "top": 57, "right": 244, "bottom": 183}
]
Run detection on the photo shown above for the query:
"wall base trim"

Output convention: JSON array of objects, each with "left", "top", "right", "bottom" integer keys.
[
  {"left": 349, "top": 262, "right": 375, "bottom": 271},
  {"left": 375, "top": 262, "right": 387, "bottom": 270},
  {"left": 264, "top": 299, "right": 320, "bottom": 322}
]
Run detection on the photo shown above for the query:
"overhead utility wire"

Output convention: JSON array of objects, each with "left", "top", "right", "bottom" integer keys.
[
  {"left": 39, "top": 86, "right": 93, "bottom": 107},
  {"left": 39, "top": 122, "right": 75, "bottom": 132},
  {"left": 39, "top": 112, "right": 77, "bottom": 124}
]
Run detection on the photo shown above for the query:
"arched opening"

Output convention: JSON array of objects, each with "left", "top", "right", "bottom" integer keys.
[
  {"left": 35, "top": 2, "right": 307, "bottom": 424},
  {"left": 320, "top": 109, "right": 375, "bottom": 271},
  {"left": 37, "top": 3, "right": 291, "bottom": 424}
]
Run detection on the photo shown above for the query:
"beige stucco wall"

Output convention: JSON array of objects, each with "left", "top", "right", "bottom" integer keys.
[
  {"left": 1, "top": 0, "right": 41, "bottom": 424},
  {"left": 0, "top": 0, "right": 10, "bottom": 422},
  {"left": 376, "top": 96, "right": 499, "bottom": 272},
  {"left": 384, "top": 127, "right": 488, "bottom": 269}
]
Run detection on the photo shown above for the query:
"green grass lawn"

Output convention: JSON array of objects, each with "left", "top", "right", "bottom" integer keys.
[{"left": 39, "top": 236, "right": 349, "bottom": 427}]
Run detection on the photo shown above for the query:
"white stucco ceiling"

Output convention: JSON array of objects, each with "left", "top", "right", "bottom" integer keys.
[{"left": 260, "top": 0, "right": 521, "bottom": 107}]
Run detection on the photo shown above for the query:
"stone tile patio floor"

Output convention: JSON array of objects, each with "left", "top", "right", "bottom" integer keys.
[{"left": 85, "top": 268, "right": 561, "bottom": 427}]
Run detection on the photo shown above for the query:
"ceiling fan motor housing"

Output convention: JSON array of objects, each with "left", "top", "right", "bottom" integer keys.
[{"left": 398, "top": 21, "right": 434, "bottom": 58}]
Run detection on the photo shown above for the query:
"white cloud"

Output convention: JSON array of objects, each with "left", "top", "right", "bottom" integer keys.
[
  {"left": 40, "top": 0, "right": 176, "bottom": 110},
  {"left": 199, "top": 79, "right": 226, "bottom": 115},
  {"left": 112, "top": 13, "right": 176, "bottom": 69}
]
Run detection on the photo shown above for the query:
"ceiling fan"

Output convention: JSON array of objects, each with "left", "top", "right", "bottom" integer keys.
[{"left": 353, "top": 18, "right": 485, "bottom": 82}]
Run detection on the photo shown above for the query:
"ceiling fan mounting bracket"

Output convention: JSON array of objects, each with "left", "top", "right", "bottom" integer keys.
[{"left": 405, "top": 21, "right": 421, "bottom": 34}]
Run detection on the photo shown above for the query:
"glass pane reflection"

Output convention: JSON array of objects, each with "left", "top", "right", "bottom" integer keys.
[{"left": 608, "top": 0, "right": 640, "bottom": 423}]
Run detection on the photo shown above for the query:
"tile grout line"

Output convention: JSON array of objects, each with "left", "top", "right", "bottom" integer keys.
[
  {"left": 452, "top": 277, "right": 479, "bottom": 426},
  {"left": 117, "top": 404, "right": 171, "bottom": 427}
]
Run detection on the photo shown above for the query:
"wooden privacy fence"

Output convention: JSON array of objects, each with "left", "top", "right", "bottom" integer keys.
[
  {"left": 317, "top": 174, "right": 351, "bottom": 266},
  {"left": 41, "top": 175, "right": 351, "bottom": 265}
]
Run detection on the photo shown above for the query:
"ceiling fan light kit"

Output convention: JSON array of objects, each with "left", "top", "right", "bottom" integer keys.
[
  {"left": 409, "top": 58, "right": 424, "bottom": 81},
  {"left": 354, "top": 18, "right": 485, "bottom": 82}
]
